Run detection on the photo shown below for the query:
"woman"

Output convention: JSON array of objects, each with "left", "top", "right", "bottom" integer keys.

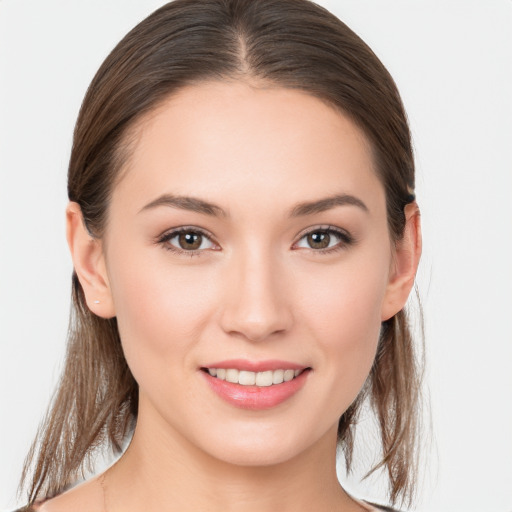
[{"left": 17, "top": 0, "right": 423, "bottom": 510}]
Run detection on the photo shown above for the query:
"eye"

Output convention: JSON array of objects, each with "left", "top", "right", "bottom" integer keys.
[
  {"left": 294, "top": 226, "right": 353, "bottom": 252},
  {"left": 158, "top": 227, "right": 217, "bottom": 254}
]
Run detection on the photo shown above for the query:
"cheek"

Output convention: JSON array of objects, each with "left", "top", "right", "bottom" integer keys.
[
  {"left": 106, "top": 249, "right": 218, "bottom": 384},
  {"left": 299, "top": 257, "right": 389, "bottom": 397},
  {"left": 303, "top": 257, "right": 387, "bottom": 338}
]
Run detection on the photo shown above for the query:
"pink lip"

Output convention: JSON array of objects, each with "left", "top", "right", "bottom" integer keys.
[{"left": 200, "top": 360, "right": 311, "bottom": 411}]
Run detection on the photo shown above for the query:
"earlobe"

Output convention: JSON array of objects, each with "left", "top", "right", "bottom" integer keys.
[
  {"left": 381, "top": 202, "right": 422, "bottom": 321},
  {"left": 66, "top": 202, "right": 116, "bottom": 318}
]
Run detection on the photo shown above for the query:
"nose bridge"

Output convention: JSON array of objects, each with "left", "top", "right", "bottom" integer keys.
[{"left": 220, "top": 241, "right": 292, "bottom": 342}]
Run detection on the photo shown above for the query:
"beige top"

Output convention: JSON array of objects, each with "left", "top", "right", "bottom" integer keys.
[
  {"left": 353, "top": 497, "right": 396, "bottom": 512},
  {"left": 360, "top": 503, "right": 380, "bottom": 512},
  {"left": 363, "top": 503, "right": 385, "bottom": 511}
]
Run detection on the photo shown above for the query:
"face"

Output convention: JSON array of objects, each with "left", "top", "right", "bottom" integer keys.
[{"left": 101, "top": 81, "right": 395, "bottom": 466}]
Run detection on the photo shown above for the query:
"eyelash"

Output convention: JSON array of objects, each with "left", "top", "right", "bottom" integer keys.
[{"left": 156, "top": 225, "right": 354, "bottom": 257}]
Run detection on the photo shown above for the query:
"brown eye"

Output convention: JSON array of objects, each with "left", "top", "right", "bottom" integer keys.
[
  {"left": 307, "top": 231, "right": 331, "bottom": 249},
  {"left": 160, "top": 228, "right": 216, "bottom": 253},
  {"left": 178, "top": 232, "right": 203, "bottom": 250},
  {"left": 295, "top": 227, "right": 353, "bottom": 252}
]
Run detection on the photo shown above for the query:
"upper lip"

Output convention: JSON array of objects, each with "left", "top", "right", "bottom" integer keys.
[{"left": 201, "top": 359, "right": 309, "bottom": 372}]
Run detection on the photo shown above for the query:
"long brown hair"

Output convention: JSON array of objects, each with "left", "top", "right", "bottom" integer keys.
[{"left": 21, "top": 0, "right": 423, "bottom": 507}]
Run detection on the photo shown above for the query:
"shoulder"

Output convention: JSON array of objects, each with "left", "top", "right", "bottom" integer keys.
[
  {"left": 15, "top": 475, "right": 103, "bottom": 512},
  {"left": 11, "top": 500, "right": 47, "bottom": 512}
]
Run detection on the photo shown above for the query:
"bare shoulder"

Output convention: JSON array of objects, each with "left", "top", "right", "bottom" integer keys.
[{"left": 37, "top": 476, "right": 103, "bottom": 512}]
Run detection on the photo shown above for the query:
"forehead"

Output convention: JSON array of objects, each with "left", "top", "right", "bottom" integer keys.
[{"left": 113, "top": 81, "right": 384, "bottom": 217}]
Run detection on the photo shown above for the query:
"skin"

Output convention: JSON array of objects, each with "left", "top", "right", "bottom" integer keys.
[{"left": 45, "top": 81, "right": 421, "bottom": 512}]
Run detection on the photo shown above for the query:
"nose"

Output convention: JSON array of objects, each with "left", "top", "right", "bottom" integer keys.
[{"left": 219, "top": 248, "right": 293, "bottom": 343}]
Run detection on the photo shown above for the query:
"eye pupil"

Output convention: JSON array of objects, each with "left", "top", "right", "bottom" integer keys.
[
  {"left": 178, "top": 232, "right": 202, "bottom": 250},
  {"left": 307, "top": 231, "right": 330, "bottom": 249}
]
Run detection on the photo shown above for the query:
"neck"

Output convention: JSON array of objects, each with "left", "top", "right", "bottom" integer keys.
[{"left": 104, "top": 397, "right": 361, "bottom": 512}]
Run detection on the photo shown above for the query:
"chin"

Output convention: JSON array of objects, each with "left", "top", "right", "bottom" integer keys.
[
  {"left": 191, "top": 419, "right": 334, "bottom": 469},
  {"left": 207, "top": 440, "right": 305, "bottom": 468}
]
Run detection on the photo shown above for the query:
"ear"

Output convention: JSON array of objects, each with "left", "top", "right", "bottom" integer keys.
[
  {"left": 381, "top": 202, "right": 422, "bottom": 321},
  {"left": 66, "top": 202, "right": 116, "bottom": 318}
]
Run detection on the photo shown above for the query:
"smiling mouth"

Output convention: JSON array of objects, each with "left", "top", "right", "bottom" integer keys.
[{"left": 202, "top": 368, "right": 309, "bottom": 387}]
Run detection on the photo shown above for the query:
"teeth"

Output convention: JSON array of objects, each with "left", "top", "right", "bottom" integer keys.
[
  {"left": 207, "top": 368, "right": 304, "bottom": 386},
  {"left": 272, "top": 369, "right": 284, "bottom": 384},
  {"left": 284, "top": 369, "right": 295, "bottom": 382},
  {"left": 255, "top": 370, "right": 273, "bottom": 387},
  {"left": 238, "top": 370, "right": 256, "bottom": 386},
  {"left": 225, "top": 369, "right": 239, "bottom": 383}
]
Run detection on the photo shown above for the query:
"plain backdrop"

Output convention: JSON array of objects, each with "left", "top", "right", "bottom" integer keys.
[{"left": 1, "top": 1, "right": 511, "bottom": 511}]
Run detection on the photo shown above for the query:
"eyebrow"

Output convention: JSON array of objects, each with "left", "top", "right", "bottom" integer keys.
[
  {"left": 139, "top": 193, "right": 368, "bottom": 217},
  {"left": 288, "top": 193, "right": 369, "bottom": 217},
  {"left": 139, "top": 194, "right": 227, "bottom": 217}
]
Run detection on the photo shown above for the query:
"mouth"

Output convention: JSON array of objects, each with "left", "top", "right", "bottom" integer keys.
[
  {"left": 200, "top": 362, "right": 311, "bottom": 410},
  {"left": 201, "top": 367, "right": 308, "bottom": 387}
]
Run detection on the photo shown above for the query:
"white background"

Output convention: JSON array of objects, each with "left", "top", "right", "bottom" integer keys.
[{"left": 1, "top": 1, "right": 511, "bottom": 511}]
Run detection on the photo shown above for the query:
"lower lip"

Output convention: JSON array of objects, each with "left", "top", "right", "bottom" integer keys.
[{"left": 202, "top": 370, "right": 310, "bottom": 410}]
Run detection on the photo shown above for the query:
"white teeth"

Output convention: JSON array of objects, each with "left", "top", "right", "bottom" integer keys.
[
  {"left": 272, "top": 369, "right": 284, "bottom": 384},
  {"left": 284, "top": 369, "right": 295, "bottom": 382},
  {"left": 225, "top": 369, "right": 239, "bottom": 383},
  {"left": 238, "top": 370, "right": 256, "bottom": 386},
  {"left": 207, "top": 368, "right": 304, "bottom": 387},
  {"left": 255, "top": 370, "right": 273, "bottom": 387}
]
